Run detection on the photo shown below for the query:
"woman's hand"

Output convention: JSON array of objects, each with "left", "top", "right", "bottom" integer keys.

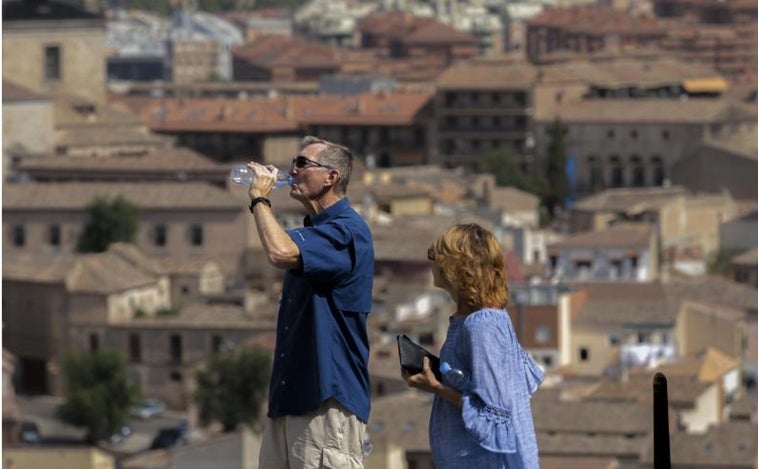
[
  {"left": 402, "top": 357, "right": 464, "bottom": 408},
  {"left": 402, "top": 357, "right": 443, "bottom": 394}
]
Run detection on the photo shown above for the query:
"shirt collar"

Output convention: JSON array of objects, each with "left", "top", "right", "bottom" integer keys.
[{"left": 304, "top": 198, "right": 349, "bottom": 227}]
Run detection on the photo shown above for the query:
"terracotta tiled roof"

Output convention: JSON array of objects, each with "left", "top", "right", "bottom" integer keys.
[
  {"left": 537, "top": 432, "right": 647, "bottom": 458},
  {"left": 664, "top": 276, "right": 758, "bottom": 312},
  {"left": 371, "top": 212, "right": 500, "bottom": 261},
  {"left": 357, "top": 10, "right": 434, "bottom": 38},
  {"left": 15, "top": 147, "right": 227, "bottom": 174},
  {"left": 67, "top": 254, "right": 158, "bottom": 293},
  {"left": 533, "top": 399, "right": 650, "bottom": 434},
  {"left": 732, "top": 247, "right": 758, "bottom": 265},
  {"left": 368, "top": 391, "right": 433, "bottom": 452},
  {"left": 587, "top": 371, "right": 711, "bottom": 408},
  {"left": 124, "top": 302, "right": 276, "bottom": 329},
  {"left": 436, "top": 57, "right": 539, "bottom": 89},
  {"left": 232, "top": 34, "right": 339, "bottom": 69},
  {"left": 536, "top": 97, "right": 758, "bottom": 123},
  {"left": 2, "top": 181, "right": 241, "bottom": 211},
  {"left": 573, "top": 281, "right": 674, "bottom": 325},
  {"left": 551, "top": 222, "right": 654, "bottom": 248},
  {"left": 402, "top": 20, "right": 478, "bottom": 45},
  {"left": 574, "top": 186, "right": 688, "bottom": 212},
  {"left": 528, "top": 6, "right": 662, "bottom": 35},
  {"left": 107, "top": 242, "right": 167, "bottom": 276},
  {"left": 639, "top": 421, "right": 758, "bottom": 466},
  {"left": 540, "top": 456, "right": 618, "bottom": 469},
  {"left": 538, "top": 56, "right": 723, "bottom": 88},
  {"left": 3, "top": 251, "right": 158, "bottom": 294},
  {"left": 297, "top": 91, "right": 433, "bottom": 126},
  {"left": 2, "top": 79, "right": 48, "bottom": 102},
  {"left": 2, "top": 253, "right": 78, "bottom": 284},
  {"left": 136, "top": 91, "right": 433, "bottom": 132},
  {"left": 729, "top": 392, "right": 758, "bottom": 420},
  {"left": 488, "top": 186, "right": 540, "bottom": 212}
]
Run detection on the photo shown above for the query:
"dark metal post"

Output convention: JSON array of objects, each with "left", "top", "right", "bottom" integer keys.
[{"left": 653, "top": 372, "right": 671, "bottom": 469}]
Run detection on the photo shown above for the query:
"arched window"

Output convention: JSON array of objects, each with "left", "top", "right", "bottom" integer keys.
[
  {"left": 631, "top": 155, "right": 645, "bottom": 186},
  {"left": 651, "top": 156, "right": 665, "bottom": 186},
  {"left": 588, "top": 156, "right": 603, "bottom": 191},
  {"left": 609, "top": 155, "right": 624, "bottom": 187}
]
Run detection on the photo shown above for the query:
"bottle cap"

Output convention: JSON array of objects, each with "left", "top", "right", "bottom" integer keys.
[{"left": 440, "top": 361, "right": 452, "bottom": 373}]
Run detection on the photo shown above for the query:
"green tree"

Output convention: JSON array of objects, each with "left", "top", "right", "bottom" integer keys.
[
  {"left": 543, "top": 118, "right": 568, "bottom": 217},
  {"left": 194, "top": 348, "right": 271, "bottom": 432},
  {"left": 56, "top": 350, "right": 140, "bottom": 442},
  {"left": 476, "top": 146, "right": 546, "bottom": 196},
  {"left": 76, "top": 196, "right": 139, "bottom": 253}
]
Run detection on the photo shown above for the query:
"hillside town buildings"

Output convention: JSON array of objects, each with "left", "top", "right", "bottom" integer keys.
[{"left": 3, "top": 0, "right": 758, "bottom": 467}]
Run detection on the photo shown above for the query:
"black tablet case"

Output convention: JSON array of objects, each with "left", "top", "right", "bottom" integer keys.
[{"left": 397, "top": 334, "right": 442, "bottom": 381}]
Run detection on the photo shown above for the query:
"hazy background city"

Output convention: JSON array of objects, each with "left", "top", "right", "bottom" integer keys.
[{"left": 2, "top": 0, "right": 758, "bottom": 468}]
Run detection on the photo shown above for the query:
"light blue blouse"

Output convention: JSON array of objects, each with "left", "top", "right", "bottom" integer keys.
[{"left": 429, "top": 308, "right": 544, "bottom": 469}]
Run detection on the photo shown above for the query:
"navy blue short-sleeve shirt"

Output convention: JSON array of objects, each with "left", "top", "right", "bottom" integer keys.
[{"left": 267, "top": 198, "right": 374, "bottom": 423}]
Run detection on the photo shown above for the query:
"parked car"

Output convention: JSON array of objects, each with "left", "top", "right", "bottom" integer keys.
[
  {"left": 19, "top": 421, "right": 41, "bottom": 445},
  {"left": 129, "top": 398, "right": 167, "bottom": 419},
  {"left": 108, "top": 424, "right": 132, "bottom": 444},
  {"left": 150, "top": 422, "right": 188, "bottom": 450}
]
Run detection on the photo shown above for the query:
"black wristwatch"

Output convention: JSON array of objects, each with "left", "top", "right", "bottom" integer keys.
[{"left": 249, "top": 197, "right": 271, "bottom": 213}]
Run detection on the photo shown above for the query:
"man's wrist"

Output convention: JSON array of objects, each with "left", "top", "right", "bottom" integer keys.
[{"left": 249, "top": 197, "right": 271, "bottom": 213}]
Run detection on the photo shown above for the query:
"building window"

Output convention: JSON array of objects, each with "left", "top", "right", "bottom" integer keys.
[
  {"left": 607, "top": 129, "right": 615, "bottom": 139},
  {"left": 169, "top": 334, "right": 182, "bottom": 363},
  {"left": 89, "top": 333, "right": 99, "bottom": 352},
  {"left": 49, "top": 224, "right": 61, "bottom": 247},
  {"left": 630, "top": 156, "right": 645, "bottom": 186},
  {"left": 129, "top": 334, "right": 142, "bottom": 363},
  {"left": 535, "top": 325, "right": 551, "bottom": 344},
  {"left": 630, "top": 129, "right": 638, "bottom": 139},
  {"left": 189, "top": 224, "right": 203, "bottom": 246},
  {"left": 608, "top": 334, "right": 621, "bottom": 346},
  {"left": 44, "top": 45, "right": 61, "bottom": 82},
  {"left": 651, "top": 156, "right": 665, "bottom": 186},
  {"left": 609, "top": 156, "right": 623, "bottom": 187},
  {"left": 588, "top": 156, "right": 603, "bottom": 191},
  {"left": 662, "top": 129, "right": 670, "bottom": 140},
  {"left": 579, "top": 347, "right": 589, "bottom": 361},
  {"left": 154, "top": 224, "right": 167, "bottom": 246},
  {"left": 212, "top": 335, "right": 223, "bottom": 353},
  {"left": 12, "top": 225, "right": 25, "bottom": 247},
  {"left": 169, "top": 371, "right": 183, "bottom": 382}
]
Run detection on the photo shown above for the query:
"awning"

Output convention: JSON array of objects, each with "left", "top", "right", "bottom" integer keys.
[{"left": 682, "top": 78, "right": 729, "bottom": 93}]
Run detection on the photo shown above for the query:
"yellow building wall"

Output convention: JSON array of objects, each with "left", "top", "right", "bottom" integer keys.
[
  {"left": 3, "top": 447, "right": 115, "bottom": 469},
  {"left": 3, "top": 26, "right": 106, "bottom": 103}
]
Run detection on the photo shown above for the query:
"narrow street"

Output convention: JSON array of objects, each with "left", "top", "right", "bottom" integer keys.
[{"left": 16, "top": 394, "right": 188, "bottom": 455}]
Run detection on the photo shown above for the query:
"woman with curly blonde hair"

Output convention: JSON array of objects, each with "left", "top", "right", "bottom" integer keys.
[{"left": 403, "top": 223, "right": 543, "bottom": 469}]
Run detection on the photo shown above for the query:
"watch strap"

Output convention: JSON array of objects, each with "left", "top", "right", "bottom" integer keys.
[{"left": 249, "top": 197, "right": 271, "bottom": 213}]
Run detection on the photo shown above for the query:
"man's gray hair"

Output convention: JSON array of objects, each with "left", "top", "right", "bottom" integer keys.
[{"left": 300, "top": 136, "right": 353, "bottom": 194}]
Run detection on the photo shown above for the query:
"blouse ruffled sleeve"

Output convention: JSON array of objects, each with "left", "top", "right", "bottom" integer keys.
[
  {"left": 460, "top": 393, "right": 517, "bottom": 453},
  {"left": 456, "top": 309, "right": 533, "bottom": 454},
  {"left": 521, "top": 347, "right": 544, "bottom": 395}
]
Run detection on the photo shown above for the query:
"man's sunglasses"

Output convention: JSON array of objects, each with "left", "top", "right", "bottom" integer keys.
[{"left": 292, "top": 155, "right": 334, "bottom": 170}]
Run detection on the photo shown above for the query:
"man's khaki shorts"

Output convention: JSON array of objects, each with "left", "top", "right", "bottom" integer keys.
[{"left": 258, "top": 399, "right": 367, "bottom": 469}]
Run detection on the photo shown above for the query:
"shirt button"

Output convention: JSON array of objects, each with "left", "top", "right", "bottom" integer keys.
[
  {"left": 280, "top": 353, "right": 285, "bottom": 358},
  {"left": 281, "top": 380, "right": 286, "bottom": 385},
  {"left": 284, "top": 325, "right": 288, "bottom": 331}
]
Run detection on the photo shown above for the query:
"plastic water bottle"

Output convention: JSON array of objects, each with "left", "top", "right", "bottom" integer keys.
[
  {"left": 440, "top": 361, "right": 471, "bottom": 392},
  {"left": 230, "top": 164, "right": 293, "bottom": 188}
]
